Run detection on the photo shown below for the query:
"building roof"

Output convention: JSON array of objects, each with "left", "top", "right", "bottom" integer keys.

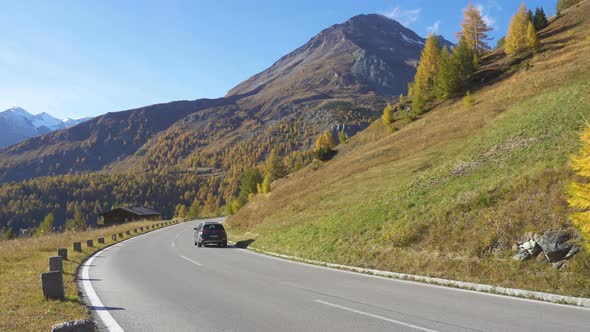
[{"left": 102, "top": 206, "right": 161, "bottom": 216}]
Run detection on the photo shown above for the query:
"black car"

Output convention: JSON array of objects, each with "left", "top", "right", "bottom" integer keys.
[{"left": 194, "top": 222, "right": 227, "bottom": 247}]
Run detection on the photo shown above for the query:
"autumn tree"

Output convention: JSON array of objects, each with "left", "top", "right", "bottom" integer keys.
[
  {"left": 204, "top": 193, "right": 217, "bottom": 215},
  {"left": 188, "top": 199, "right": 200, "bottom": 219},
  {"left": 398, "top": 94, "right": 405, "bottom": 106},
  {"left": 495, "top": 36, "right": 506, "bottom": 49},
  {"left": 265, "top": 149, "right": 285, "bottom": 181},
  {"left": 382, "top": 103, "right": 395, "bottom": 125},
  {"left": 314, "top": 131, "right": 338, "bottom": 161},
  {"left": 567, "top": 124, "right": 590, "bottom": 250},
  {"left": 35, "top": 212, "right": 54, "bottom": 237},
  {"left": 526, "top": 21, "right": 541, "bottom": 53},
  {"left": 176, "top": 204, "right": 187, "bottom": 220},
  {"left": 409, "top": 34, "right": 440, "bottom": 114},
  {"left": 338, "top": 130, "right": 348, "bottom": 144},
  {"left": 458, "top": 1, "right": 492, "bottom": 58},
  {"left": 260, "top": 174, "right": 272, "bottom": 194},
  {"left": 505, "top": 4, "right": 530, "bottom": 56}
]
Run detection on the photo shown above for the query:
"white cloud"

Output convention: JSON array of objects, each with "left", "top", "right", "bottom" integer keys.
[
  {"left": 475, "top": 3, "right": 496, "bottom": 27},
  {"left": 427, "top": 20, "right": 440, "bottom": 35},
  {"left": 381, "top": 7, "right": 421, "bottom": 27}
]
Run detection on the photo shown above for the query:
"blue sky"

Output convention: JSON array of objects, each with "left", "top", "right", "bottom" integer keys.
[{"left": 1, "top": 0, "right": 556, "bottom": 119}]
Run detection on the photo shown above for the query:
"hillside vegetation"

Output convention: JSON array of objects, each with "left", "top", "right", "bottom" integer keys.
[{"left": 228, "top": 2, "right": 590, "bottom": 297}]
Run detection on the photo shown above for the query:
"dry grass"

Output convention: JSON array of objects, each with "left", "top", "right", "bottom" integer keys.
[
  {"left": 228, "top": 2, "right": 590, "bottom": 297},
  {"left": 0, "top": 220, "right": 173, "bottom": 331}
]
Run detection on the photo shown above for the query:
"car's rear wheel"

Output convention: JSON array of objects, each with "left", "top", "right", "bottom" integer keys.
[
  {"left": 221, "top": 241, "right": 227, "bottom": 248},
  {"left": 197, "top": 241, "right": 202, "bottom": 247}
]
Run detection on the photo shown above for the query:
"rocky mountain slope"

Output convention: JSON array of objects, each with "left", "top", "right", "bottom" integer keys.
[{"left": 0, "top": 107, "right": 91, "bottom": 147}]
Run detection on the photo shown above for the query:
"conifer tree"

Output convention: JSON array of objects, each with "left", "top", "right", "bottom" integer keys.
[
  {"left": 567, "top": 124, "right": 590, "bottom": 250},
  {"left": 314, "top": 131, "right": 337, "bottom": 161},
  {"left": 505, "top": 4, "right": 530, "bottom": 56},
  {"left": 338, "top": 130, "right": 348, "bottom": 144},
  {"left": 265, "top": 149, "right": 285, "bottom": 181},
  {"left": 398, "top": 94, "right": 405, "bottom": 106},
  {"left": 409, "top": 34, "right": 440, "bottom": 114},
  {"left": 495, "top": 36, "right": 506, "bottom": 49},
  {"left": 73, "top": 205, "right": 86, "bottom": 230},
  {"left": 188, "top": 199, "right": 200, "bottom": 219},
  {"left": 452, "top": 37, "right": 475, "bottom": 88},
  {"left": 458, "top": 2, "right": 492, "bottom": 58},
  {"left": 35, "top": 213, "right": 54, "bottom": 236},
  {"left": 434, "top": 46, "right": 456, "bottom": 99},
  {"left": 178, "top": 204, "right": 187, "bottom": 220},
  {"left": 261, "top": 174, "right": 272, "bottom": 194},
  {"left": 526, "top": 21, "right": 541, "bottom": 53},
  {"left": 533, "top": 7, "right": 548, "bottom": 30},
  {"left": 382, "top": 104, "right": 395, "bottom": 125}
]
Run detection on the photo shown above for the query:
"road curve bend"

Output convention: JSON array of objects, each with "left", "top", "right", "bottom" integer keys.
[{"left": 80, "top": 218, "right": 590, "bottom": 331}]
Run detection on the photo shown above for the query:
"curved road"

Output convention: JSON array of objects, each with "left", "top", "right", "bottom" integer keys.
[{"left": 81, "top": 218, "right": 590, "bottom": 331}]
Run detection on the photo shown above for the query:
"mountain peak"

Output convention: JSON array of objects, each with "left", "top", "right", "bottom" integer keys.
[{"left": 227, "top": 13, "right": 452, "bottom": 100}]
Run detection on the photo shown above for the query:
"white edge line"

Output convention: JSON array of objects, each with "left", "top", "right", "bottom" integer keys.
[
  {"left": 82, "top": 250, "right": 124, "bottom": 332},
  {"left": 180, "top": 255, "right": 203, "bottom": 266},
  {"left": 80, "top": 221, "right": 180, "bottom": 331},
  {"left": 315, "top": 300, "right": 438, "bottom": 332},
  {"left": 233, "top": 243, "right": 590, "bottom": 311}
]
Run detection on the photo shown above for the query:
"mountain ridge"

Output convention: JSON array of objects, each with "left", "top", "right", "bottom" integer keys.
[{"left": 0, "top": 107, "right": 92, "bottom": 148}]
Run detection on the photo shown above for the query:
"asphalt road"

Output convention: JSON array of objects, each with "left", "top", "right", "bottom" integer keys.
[{"left": 82, "top": 218, "right": 590, "bottom": 331}]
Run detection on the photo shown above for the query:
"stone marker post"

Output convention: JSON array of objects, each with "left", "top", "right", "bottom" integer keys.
[
  {"left": 49, "top": 256, "right": 63, "bottom": 272},
  {"left": 41, "top": 271, "right": 64, "bottom": 300},
  {"left": 112, "top": 234, "right": 116, "bottom": 241},
  {"left": 86, "top": 240, "right": 94, "bottom": 247},
  {"left": 118, "top": 233, "right": 123, "bottom": 238},
  {"left": 98, "top": 237, "right": 105, "bottom": 244},
  {"left": 126, "top": 230, "right": 130, "bottom": 235},
  {"left": 134, "top": 228, "right": 137, "bottom": 233},
  {"left": 57, "top": 248, "right": 67, "bottom": 261},
  {"left": 73, "top": 242, "right": 82, "bottom": 252}
]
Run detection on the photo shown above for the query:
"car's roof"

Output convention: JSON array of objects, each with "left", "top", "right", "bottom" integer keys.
[{"left": 201, "top": 221, "right": 223, "bottom": 225}]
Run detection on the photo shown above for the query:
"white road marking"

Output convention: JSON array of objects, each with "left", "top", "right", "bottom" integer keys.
[
  {"left": 81, "top": 250, "right": 124, "bottom": 332},
  {"left": 181, "top": 255, "right": 202, "bottom": 266},
  {"left": 315, "top": 300, "right": 438, "bottom": 332},
  {"left": 240, "top": 248, "right": 590, "bottom": 311}
]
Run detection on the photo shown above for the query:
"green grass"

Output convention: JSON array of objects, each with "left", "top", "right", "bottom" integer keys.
[
  {"left": 0, "top": 220, "right": 174, "bottom": 331},
  {"left": 228, "top": 4, "right": 590, "bottom": 297}
]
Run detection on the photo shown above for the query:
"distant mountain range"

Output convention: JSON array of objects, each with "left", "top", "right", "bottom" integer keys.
[{"left": 0, "top": 107, "right": 92, "bottom": 147}]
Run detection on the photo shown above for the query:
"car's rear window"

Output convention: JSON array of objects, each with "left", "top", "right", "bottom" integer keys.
[{"left": 204, "top": 224, "right": 224, "bottom": 230}]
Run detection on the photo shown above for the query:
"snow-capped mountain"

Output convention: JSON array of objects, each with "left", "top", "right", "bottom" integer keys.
[{"left": 0, "top": 107, "right": 92, "bottom": 148}]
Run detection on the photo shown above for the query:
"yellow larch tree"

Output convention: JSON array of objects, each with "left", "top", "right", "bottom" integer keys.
[{"left": 568, "top": 124, "right": 590, "bottom": 250}]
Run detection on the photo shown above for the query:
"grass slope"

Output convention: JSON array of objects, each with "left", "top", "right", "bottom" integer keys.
[
  {"left": 228, "top": 2, "right": 590, "bottom": 297},
  {"left": 0, "top": 221, "right": 172, "bottom": 331}
]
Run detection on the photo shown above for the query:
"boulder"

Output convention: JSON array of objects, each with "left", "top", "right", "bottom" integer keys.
[
  {"left": 512, "top": 240, "right": 542, "bottom": 260},
  {"left": 534, "top": 231, "right": 573, "bottom": 263}
]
